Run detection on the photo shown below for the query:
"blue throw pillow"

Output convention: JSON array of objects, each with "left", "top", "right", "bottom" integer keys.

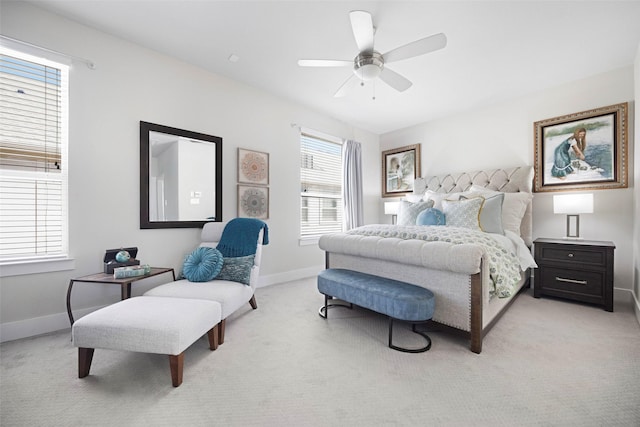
[
  {"left": 182, "top": 247, "right": 223, "bottom": 282},
  {"left": 216, "top": 255, "right": 255, "bottom": 286},
  {"left": 416, "top": 208, "right": 446, "bottom": 226}
]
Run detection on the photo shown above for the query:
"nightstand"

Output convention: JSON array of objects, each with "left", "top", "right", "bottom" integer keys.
[{"left": 533, "top": 238, "right": 615, "bottom": 311}]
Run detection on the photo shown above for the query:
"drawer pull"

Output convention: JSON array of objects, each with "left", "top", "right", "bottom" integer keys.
[
  {"left": 555, "top": 277, "right": 587, "bottom": 285},
  {"left": 567, "top": 253, "right": 574, "bottom": 258}
]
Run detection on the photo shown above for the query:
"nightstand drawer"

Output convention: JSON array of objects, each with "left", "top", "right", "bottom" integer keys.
[
  {"left": 537, "top": 266, "right": 603, "bottom": 297},
  {"left": 539, "top": 246, "right": 605, "bottom": 266}
]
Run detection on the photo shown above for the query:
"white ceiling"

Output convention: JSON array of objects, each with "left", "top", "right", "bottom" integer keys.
[{"left": 27, "top": 0, "right": 640, "bottom": 135}]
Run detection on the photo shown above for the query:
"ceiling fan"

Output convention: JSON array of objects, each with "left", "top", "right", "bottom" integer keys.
[{"left": 298, "top": 10, "right": 447, "bottom": 97}]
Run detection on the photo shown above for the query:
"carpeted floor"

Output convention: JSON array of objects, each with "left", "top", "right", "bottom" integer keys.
[{"left": 1, "top": 277, "right": 639, "bottom": 426}]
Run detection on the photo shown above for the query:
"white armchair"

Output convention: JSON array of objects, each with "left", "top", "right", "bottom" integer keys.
[{"left": 144, "top": 221, "right": 265, "bottom": 344}]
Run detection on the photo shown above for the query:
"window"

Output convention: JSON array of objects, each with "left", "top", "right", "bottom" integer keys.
[
  {"left": 0, "top": 47, "right": 69, "bottom": 264},
  {"left": 300, "top": 130, "right": 342, "bottom": 240}
]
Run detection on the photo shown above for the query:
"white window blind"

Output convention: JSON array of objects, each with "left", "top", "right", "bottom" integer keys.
[
  {"left": 0, "top": 48, "right": 69, "bottom": 261},
  {"left": 300, "top": 131, "right": 343, "bottom": 238}
]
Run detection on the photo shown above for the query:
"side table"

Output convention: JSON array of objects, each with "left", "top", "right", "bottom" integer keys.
[
  {"left": 533, "top": 238, "right": 615, "bottom": 311},
  {"left": 66, "top": 267, "right": 176, "bottom": 325}
]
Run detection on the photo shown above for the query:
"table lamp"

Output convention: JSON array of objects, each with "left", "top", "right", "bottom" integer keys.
[
  {"left": 384, "top": 201, "right": 400, "bottom": 225},
  {"left": 553, "top": 193, "right": 593, "bottom": 239}
]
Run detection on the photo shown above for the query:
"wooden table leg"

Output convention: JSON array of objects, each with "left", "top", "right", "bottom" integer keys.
[{"left": 122, "top": 283, "right": 132, "bottom": 300}]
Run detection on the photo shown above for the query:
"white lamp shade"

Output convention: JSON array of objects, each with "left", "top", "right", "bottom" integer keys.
[
  {"left": 553, "top": 193, "right": 594, "bottom": 214},
  {"left": 384, "top": 201, "right": 400, "bottom": 215}
]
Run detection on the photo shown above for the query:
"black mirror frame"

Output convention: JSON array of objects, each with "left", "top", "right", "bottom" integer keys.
[{"left": 140, "top": 121, "right": 223, "bottom": 229}]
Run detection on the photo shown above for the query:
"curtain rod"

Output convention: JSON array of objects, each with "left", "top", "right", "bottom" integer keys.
[{"left": 0, "top": 35, "right": 96, "bottom": 69}]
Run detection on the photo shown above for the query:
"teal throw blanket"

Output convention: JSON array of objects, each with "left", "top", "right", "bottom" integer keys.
[{"left": 216, "top": 218, "right": 269, "bottom": 257}]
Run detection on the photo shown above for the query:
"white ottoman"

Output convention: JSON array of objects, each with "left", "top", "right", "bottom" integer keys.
[{"left": 72, "top": 296, "right": 222, "bottom": 387}]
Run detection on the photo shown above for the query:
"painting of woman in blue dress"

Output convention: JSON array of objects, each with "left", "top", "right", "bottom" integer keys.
[{"left": 551, "top": 128, "right": 586, "bottom": 178}]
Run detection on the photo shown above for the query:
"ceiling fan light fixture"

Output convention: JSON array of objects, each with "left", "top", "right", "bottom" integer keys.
[{"left": 353, "top": 52, "right": 383, "bottom": 81}]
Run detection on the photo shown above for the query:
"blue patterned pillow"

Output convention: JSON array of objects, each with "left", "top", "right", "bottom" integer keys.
[
  {"left": 182, "top": 247, "right": 223, "bottom": 282},
  {"left": 217, "top": 255, "right": 255, "bottom": 286},
  {"left": 397, "top": 200, "right": 435, "bottom": 226},
  {"left": 441, "top": 197, "right": 483, "bottom": 231},
  {"left": 416, "top": 208, "right": 446, "bottom": 226}
]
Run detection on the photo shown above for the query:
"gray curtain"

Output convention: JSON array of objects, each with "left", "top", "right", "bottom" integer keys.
[{"left": 342, "top": 139, "right": 364, "bottom": 230}]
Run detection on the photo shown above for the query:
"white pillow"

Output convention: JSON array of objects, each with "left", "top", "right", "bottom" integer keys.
[
  {"left": 397, "top": 199, "right": 435, "bottom": 226},
  {"left": 468, "top": 185, "right": 532, "bottom": 236},
  {"left": 404, "top": 193, "right": 424, "bottom": 203},
  {"left": 441, "top": 197, "right": 484, "bottom": 231},
  {"left": 423, "top": 190, "right": 466, "bottom": 210}
]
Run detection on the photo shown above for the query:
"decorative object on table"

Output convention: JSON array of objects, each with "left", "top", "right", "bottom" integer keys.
[
  {"left": 553, "top": 193, "right": 594, "bottom": 239},
  {"left": 237, "top": 184, "right": 269, "bottom": 219},
  {"left": 103, "top": 247, "right": 140, "bottom": 274},
  {"left": 384, "top": 201, "right": 400, "bottom": 224},
  {"left": 238, "top": 148, "right": 269, "bottom": 185},
  {"left": 382, "top": 144, "right": 421, "bottom": 198},
  {"left": 115, "top": 250, "right": 131, "bottom": 263},
  {"left": 113, "top": 264, "right": 152, "bottom": 279},
  {"left": 533, "top": 102, "right": 628, "bottom": 193}
]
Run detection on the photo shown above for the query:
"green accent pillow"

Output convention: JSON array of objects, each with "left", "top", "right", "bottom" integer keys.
[{"left": 216, "top": 255, "right": 255, "bottom": 286}]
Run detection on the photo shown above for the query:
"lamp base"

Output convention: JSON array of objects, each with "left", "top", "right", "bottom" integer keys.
[{"left": 565, "top": 214, "right": 581, "bottom": 239}]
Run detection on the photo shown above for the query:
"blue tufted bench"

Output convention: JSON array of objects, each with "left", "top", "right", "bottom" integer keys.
[{"left": 317, "top": 268, "right": 435, "bottom": 353}]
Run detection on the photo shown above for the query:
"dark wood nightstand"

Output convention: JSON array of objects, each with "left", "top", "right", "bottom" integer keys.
[{"left": 533, "top": 238, "right": 615, "bottom": 311}]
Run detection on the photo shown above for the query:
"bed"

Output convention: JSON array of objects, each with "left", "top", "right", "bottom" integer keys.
[{"left": 318, "top": 166, "right": 536, "bottom": 354}]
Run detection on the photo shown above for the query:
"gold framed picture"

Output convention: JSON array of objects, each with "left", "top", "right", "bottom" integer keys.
[
  {"left": 533, "top": 103, "right": 628, "bottom": 192},
  {"left": 382, "top": 144, "right": 421, "bottom": 198}
]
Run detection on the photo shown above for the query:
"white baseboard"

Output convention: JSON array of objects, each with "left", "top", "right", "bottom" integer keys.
[
  {"left": 0, "top": 305, "right": 104, "bottom": 343},
  {"left": 0, "top": 266, "right": 325, "bottom": 343},
  {"left": 256, "top": 265, "right": 323, "bottom": 288}
]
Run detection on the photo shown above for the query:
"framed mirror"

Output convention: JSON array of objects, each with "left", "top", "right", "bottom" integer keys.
[{"left": 140, "top": 121, "right": 222, "bottom": 229}]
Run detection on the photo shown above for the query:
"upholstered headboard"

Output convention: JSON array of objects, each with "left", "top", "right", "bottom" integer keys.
[{"left": 413, "top": 166, "right": 534, "bottom": 246}]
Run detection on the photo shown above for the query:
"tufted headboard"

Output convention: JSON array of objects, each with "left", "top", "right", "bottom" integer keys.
[{"left": 413, "top": 166, "right": 534, "bottom": 246}]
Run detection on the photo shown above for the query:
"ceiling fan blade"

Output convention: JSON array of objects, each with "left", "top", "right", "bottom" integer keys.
[
  {"left": 334, "top": 74, "right": 358, "bottom": 98},
  {"left": 298, "top": 59, "right": 353, "bottom": 67},
  {"left": 349, "top": 10, "right": 374, "bottom": 53},
  {"left": 379, "top": 67, "right": 412, "bottom": 92},
  {"left": 383, "top": 33, "right": 447, "bottom": 63}
]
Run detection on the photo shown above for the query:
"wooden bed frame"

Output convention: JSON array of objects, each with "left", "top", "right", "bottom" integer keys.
[{"left": 322, "top": 166, "right": 534, "bottom": 354}]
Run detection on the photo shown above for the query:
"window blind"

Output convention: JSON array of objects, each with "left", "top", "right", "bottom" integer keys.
[
  {"left": 0, "top": 49, "right": 68, "bottom": 260},
  {"left": 300, "top": 132, "right": 343, "bottom": 238}
]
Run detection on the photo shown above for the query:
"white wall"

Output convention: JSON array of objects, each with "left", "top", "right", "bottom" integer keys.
[
  {"left": 380, "top": 67, "right": 636, "bottom": 299},
  {"left": 0, "top": 2, "right": 380, "bottom": 340}
]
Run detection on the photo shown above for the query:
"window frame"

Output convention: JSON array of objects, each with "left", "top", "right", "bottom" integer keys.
[
  {"left": 299, "top": 128, "right": 343, "bottom": 244},
  {"left": 0, "top": 47, "right": 73, "bottom": 277}
]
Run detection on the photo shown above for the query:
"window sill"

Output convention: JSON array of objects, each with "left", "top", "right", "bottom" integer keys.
[{"left": 0, "top": 256, "right": 75, "bottom": 278}]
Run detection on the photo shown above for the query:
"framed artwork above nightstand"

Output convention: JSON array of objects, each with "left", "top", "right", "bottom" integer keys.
[{"left": 533, "top": 238, "right": 615, "bottom": 311}]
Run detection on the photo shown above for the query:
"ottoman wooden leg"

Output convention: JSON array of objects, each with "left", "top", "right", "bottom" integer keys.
[
  {"left": 218, "top": 319, "right": 226, "bottom": 345},
  {"left": 207, "top": 324, "right": 219, "bottom": 350},
  {"left": 78, "top": 347, "right": 94, "bottom": 378},
  {"left": 169, "top": 352, "right": 184, "bottom": 387}
]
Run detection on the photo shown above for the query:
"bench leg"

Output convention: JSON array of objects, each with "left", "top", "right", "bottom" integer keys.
[
  {"left": 218, "top": 319, "right": 226, "bottom": 345},
  {"left": 318, "top": 294, "right": 353, "bottom": 318},
  {"left": 388, "top": 318, "right": 432, "bottom": 353},
  {"left": 208, "top": 324, "right": 219, "bottom": 350},
  {"left": 78, "top": 347, "right": 94, "bottom": 378},
  {"left": 169, "top": 353, "right": 184, "bottom": 387}
]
